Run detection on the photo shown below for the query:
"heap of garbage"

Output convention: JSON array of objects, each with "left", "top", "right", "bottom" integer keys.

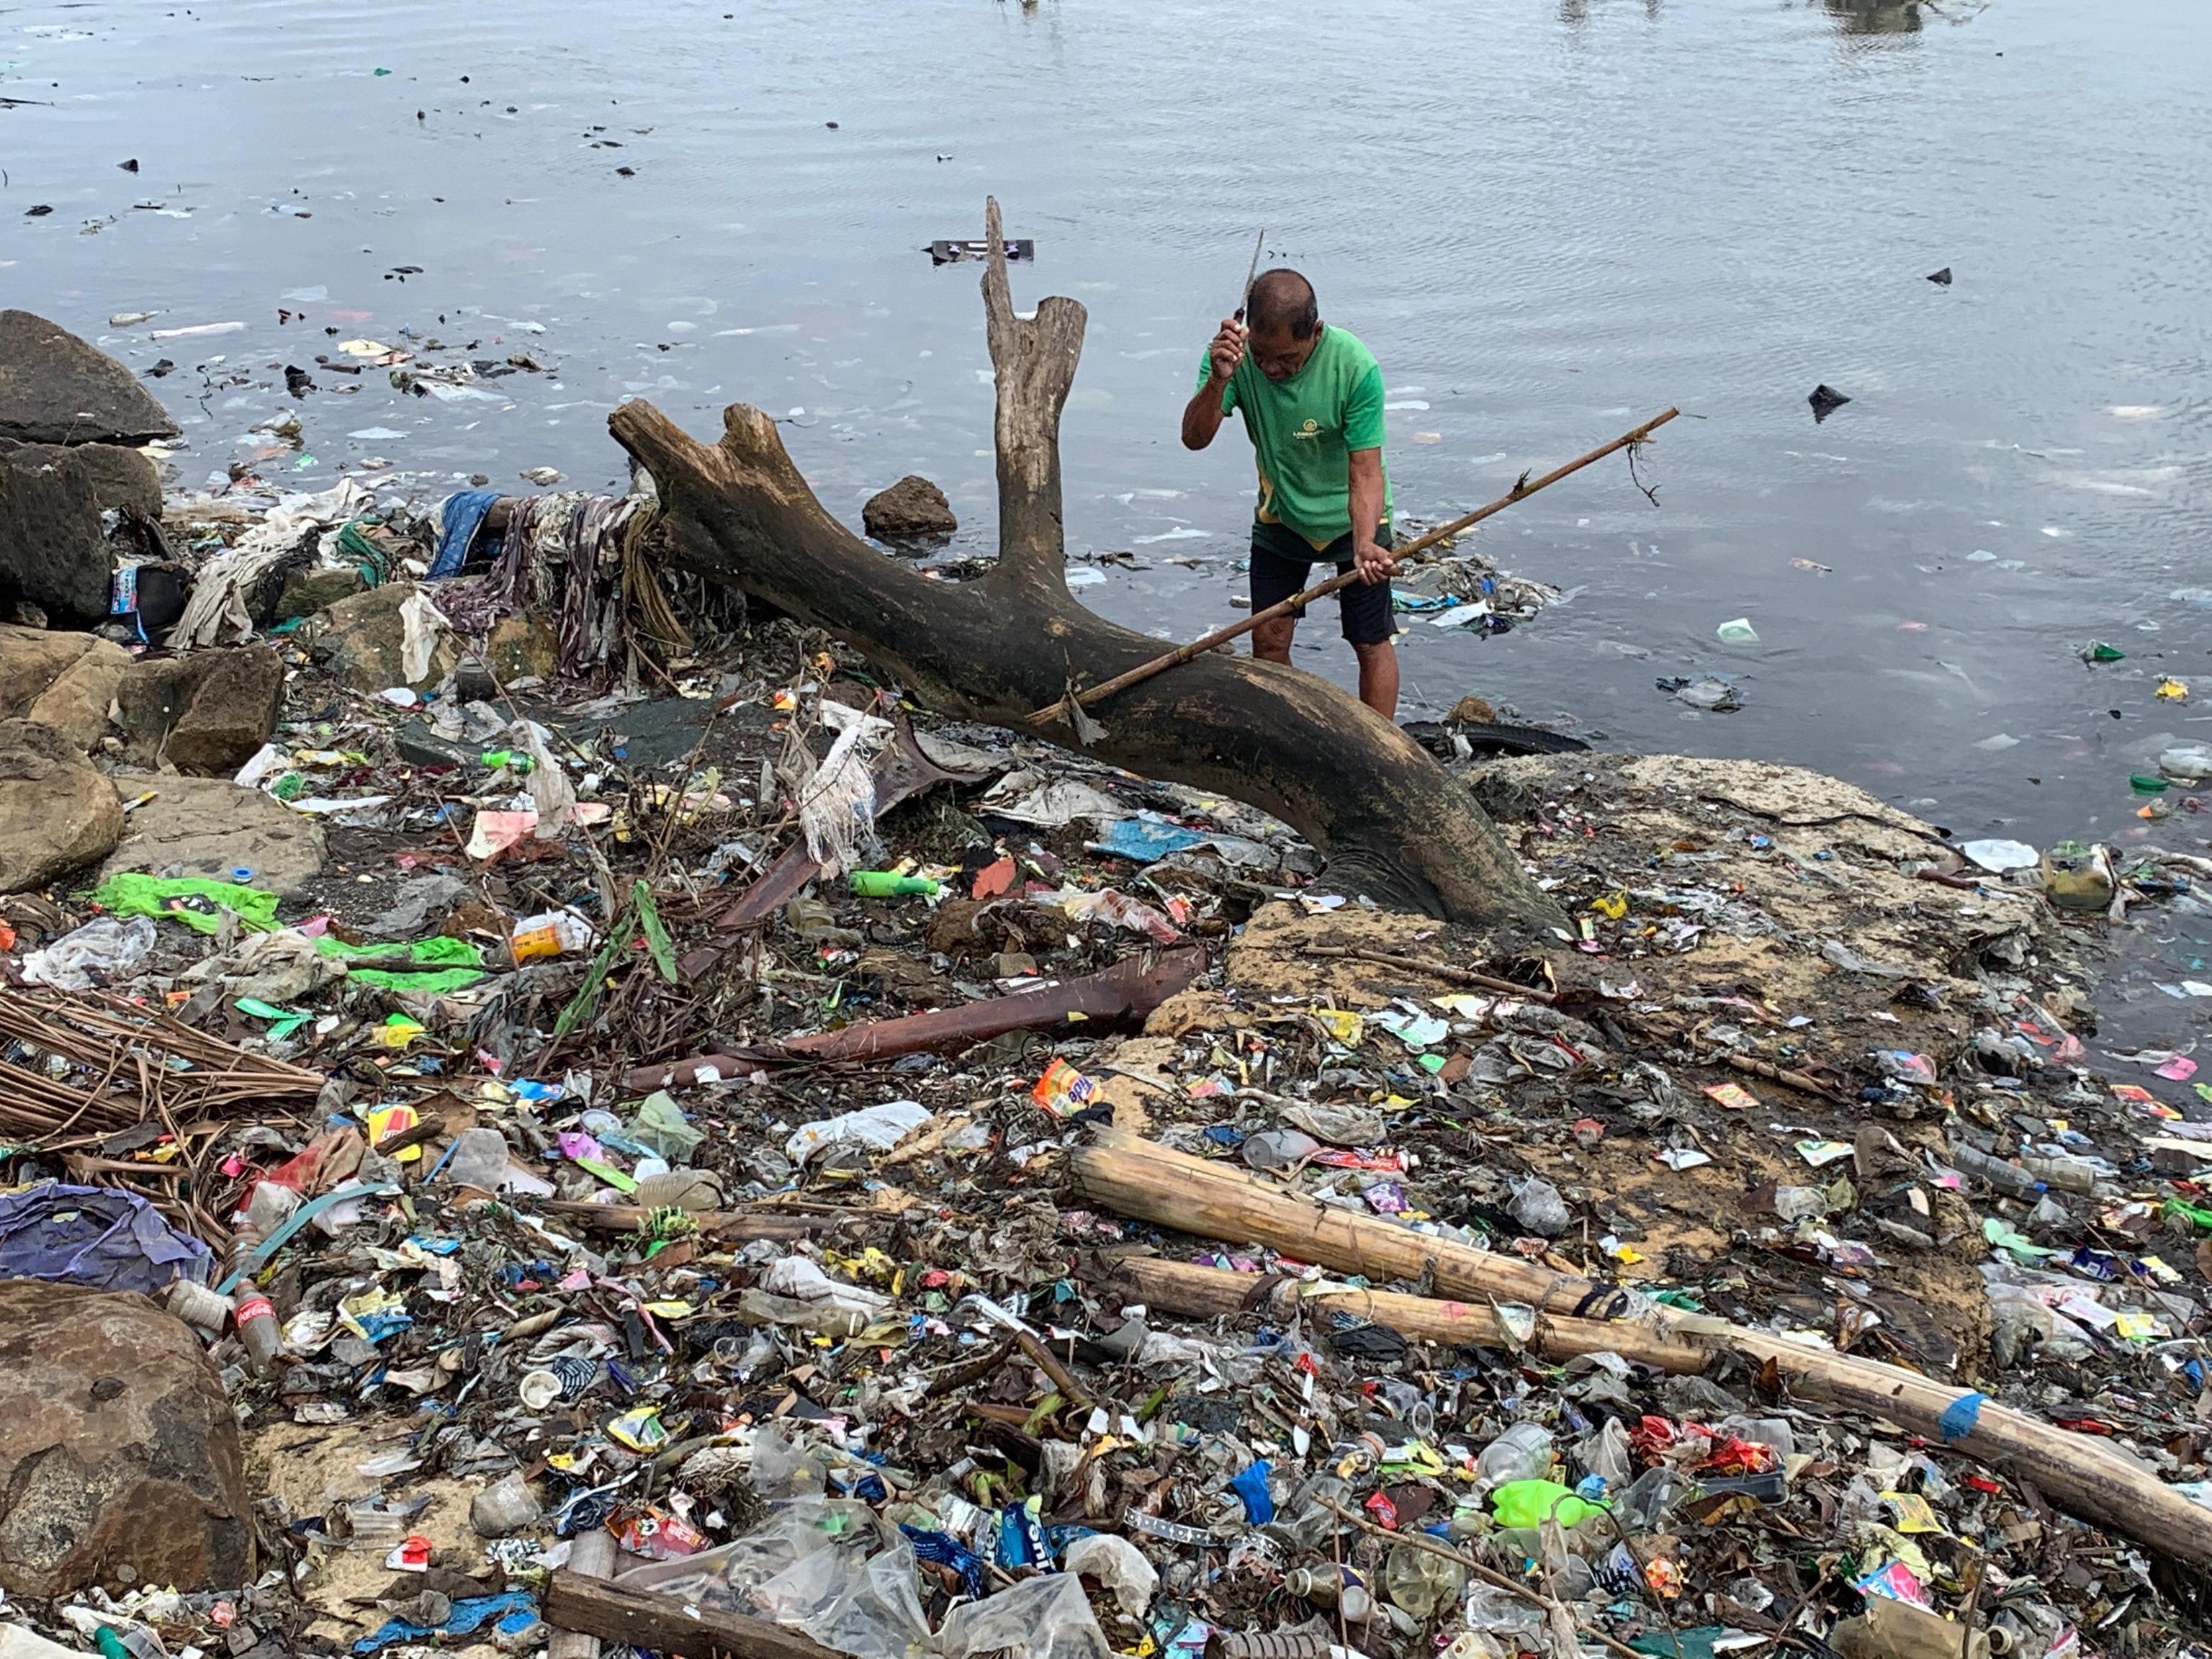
[{"left": 4, "top": 312, "right": 2212, "bottom": 1659}]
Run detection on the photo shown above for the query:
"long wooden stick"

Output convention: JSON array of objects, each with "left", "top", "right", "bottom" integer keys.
[
  {"left": 1106, "top": 1256, "right": 1714, "bottom": 1372},
  {"left": 1070, "top": 1131, "right": 2212, "bottom": 1572},
  {"left": 1029, "top": 406, "right": 1678, "bottom": 724}
]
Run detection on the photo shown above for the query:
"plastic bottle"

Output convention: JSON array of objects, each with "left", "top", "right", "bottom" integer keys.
[
  {"left": 480, "top": 749, "right": 536, "bottom": 774},
  {"left": 2016, "top": 1153, "right": 2098, "bottom": 1195},
  {"left": 1382, "top": 1542, "right": 1468, "bottom": 1619},
  {"left": 1489, "top": 1480, "right": 1607, "bottom": 1531},
  {"left": 231, "top": 1287, "right": 284, "bottom": 1375},
  {"left": 510, "top": 911, "right": 595, "bottom": 963},
  {"left": 165, "top": 1278, "right": 233, "bottom": 1334},
  {"left": 850, "top": 871, "right": 941, "bottom": 898},
  {"left": 1476, "top": 1423, "right": 1555, "bottom": 1489},
  {"left": 1286, "top": 1566, "right": 1370, "bottom": 1622}
]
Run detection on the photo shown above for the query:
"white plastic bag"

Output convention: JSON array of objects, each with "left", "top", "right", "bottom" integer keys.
[{"left": 22, "top": 915, "right": 158, "bottom": 991}]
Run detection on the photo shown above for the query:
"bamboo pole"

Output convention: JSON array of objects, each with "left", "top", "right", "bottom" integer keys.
[
  {"left": 1107, "top": 1256, "right": 1714, "bottom": 1373},
  {"left": 1069, "top": 1133, "right": 2212, "bottom": 1572},
  {"left": 1028, "top": 407, "right": 1678, "bottom": 724},
  {"left": 1071, "top": 1130, "right": 1618, "bottom": 1318}
]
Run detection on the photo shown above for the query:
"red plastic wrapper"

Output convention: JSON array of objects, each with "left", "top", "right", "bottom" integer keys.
[
  {"left": 1702, "top": 1435, "right": 1779, "bottom": 1476},
  {"left": 1363, "top": 1492, "right": 1398, "bottom": 1529},
  {"left": 614, "top": 1507, "right": 709, "bottom": 1560}
]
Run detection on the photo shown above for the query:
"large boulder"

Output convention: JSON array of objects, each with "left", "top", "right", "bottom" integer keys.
[
  {"left": 0, "top": 626, "right": 131, "bottom": 751},
  {"left": 99, "top": 775, "right": 325, "bottom": 896},
  {"left": 862, "top": 475, "right": 958, "bottom": 541},
  {"left": 307, "top": 583, "right": 457, "bottom": 692},
  {"left": 0, "top": 439, "right": 163, "bottom": 517},
  {"left": 0, "top": 1279, "right": 252, "bottom": 1596},
  {"left": 0, "top": 719, "right": 123, "bottom": 893},
  {"left": 114, "top": 647, "right": 285, "bottom": 775},
  {"left": 0, "top": 311, "right": 179, "bottom": 448},
  {"left": 0, "top": 440, "right": 161, "bottom": 625}
]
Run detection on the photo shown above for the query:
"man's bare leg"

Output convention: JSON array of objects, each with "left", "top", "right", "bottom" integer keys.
[
  {"left": 1352, "top": 639, "right": 1399, "bottom": 720},
  {"left": 1252, "top": 615, "right": 1298, "bottom": 665}
]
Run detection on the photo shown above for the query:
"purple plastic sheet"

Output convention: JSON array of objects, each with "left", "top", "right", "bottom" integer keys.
[{"left": 0, "top": 1182, "right": 212, "bottom": 1294}]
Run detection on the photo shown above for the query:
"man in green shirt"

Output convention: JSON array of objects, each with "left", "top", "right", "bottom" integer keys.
[{"left": 1181, "top": 268, "right": 1398, "bottom": 716}]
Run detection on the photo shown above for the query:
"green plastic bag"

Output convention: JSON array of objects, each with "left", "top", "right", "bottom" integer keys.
[
  {"left": 316, "top": 933, "right": 487, "bottom": 992},
  {"left": 92, "top": 873, "right": 281, "bottom": 935}
]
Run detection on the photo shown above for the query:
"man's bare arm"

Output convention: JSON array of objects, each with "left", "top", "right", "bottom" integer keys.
[
  {"left": 1347, "top": 448, "right": 1392, "bottom": 581},
  {"left": 1181, "top": 318, "right": 1246, "bottom": 450}
]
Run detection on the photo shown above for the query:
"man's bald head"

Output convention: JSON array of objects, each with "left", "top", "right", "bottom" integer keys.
[{"left": 1247, "top": 268, "right": 1318, "bottom": 341}]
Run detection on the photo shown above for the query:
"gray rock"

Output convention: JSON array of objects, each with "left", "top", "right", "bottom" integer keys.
[
  {"left": 99, "top": 775, "right": 325, "bottom": 896},
  {"left": 0, "top": 438, "right": 161, "bottom": 517},
  {"left": 0, "top": 442, "right": 139, "bottom": 624},
  {"left": 0, "top": 719, "right": 123, "bottom": 894},
  {"left": 0, "top": 1278, "right": 252, "bottom": 1596},
  {"left": 306, "top": 583, "right": 457, "bottom": 692},
  {"left": 862, "top": 474, "right": 958, "bottom": 541},
  {"left": 0, "top": 625, "right": 131, "bottom": 751},
  {"left": 273, "top": 562, "right": 364, "bottom": 622},
  {"left": 0, "top": 310, "right": 180, "bottom": 448},
  {"left": 114, "top": 646, "right": 285, "bottom": 775}
]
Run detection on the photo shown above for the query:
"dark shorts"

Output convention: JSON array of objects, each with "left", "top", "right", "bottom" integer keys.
[{"left": 1249, "top": 521, "right": 1396, "bottom": 646}]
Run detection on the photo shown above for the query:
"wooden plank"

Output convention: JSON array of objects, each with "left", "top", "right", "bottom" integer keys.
[{"left": 544, "top": 1570, "right": 844, "bottom": 1659}]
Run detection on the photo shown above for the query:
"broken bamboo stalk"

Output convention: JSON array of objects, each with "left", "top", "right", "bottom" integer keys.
[
  {"left": 1106, "top": 1256, "right": 1714, "bottom": 1373},
  {"left": 1028, "top": 407, "right": 1678, "bottom": 723},
  {"left": 1300, "top": 944, "right": 1555, "bottom": 1004},
  {"left": 1071, "top": 1132, "right": 2212, "bottom": 1572}
]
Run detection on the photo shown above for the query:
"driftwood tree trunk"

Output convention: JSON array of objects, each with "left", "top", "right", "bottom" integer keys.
[{"left": 608, "top": 200, "right": 1559, "bottom": 928}]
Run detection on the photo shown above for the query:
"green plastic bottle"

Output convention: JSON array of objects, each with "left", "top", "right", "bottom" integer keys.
[
  {"left": 1489, "top": 1478, "right": 1609, "bottom": 1530},
  {"left": 850, "top": 871, "right": 941, "bottom": 898}
]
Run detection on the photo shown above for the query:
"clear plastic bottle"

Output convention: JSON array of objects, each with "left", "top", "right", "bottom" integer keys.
[
  {"left": 1476, "top": 1423, "right": 1555, "bottom": 1489},
  {"left": 1382, "top": 1542, "right": 1468, "bottom": 1620}
]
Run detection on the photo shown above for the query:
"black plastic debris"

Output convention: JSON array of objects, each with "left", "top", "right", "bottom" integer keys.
[
  {"left": 1808, "top": 383, "right": 1851, "bottom": 422},
  {"left": 1326, "top": 1322, "right": 1409, "bottom": 1362},
  {"left": 930, "top": 238, "right": 1034, "bottom": 265},
  {"left": 24, "top": 205, "right": 52, "bottom": 217},
  {"left": 118, "top": 158, "right": 140, "bottom": 173},
  {"left": 1928, "top": 266, "right": 1953, "bottom": 285},
  {"left": 284, "top": 366, "right": 316, "bottom": 399}
]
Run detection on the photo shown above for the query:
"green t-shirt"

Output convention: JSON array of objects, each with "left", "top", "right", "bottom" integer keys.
[{"left": 1197, "top": 324, "right": 1392, "bottom": 549}]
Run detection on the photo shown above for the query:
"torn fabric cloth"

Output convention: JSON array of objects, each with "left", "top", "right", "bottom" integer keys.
[
  {"left": 427, "top": 487, "right": 504, "bottom": 580},
  {"left": 0, "top": 1182, "right": 214, "bottom": 1294},
  {"left": 171, "top": 478, "right": 374, "bottom": 648},
  {"left": 433, "top": 490, "right": 643, "bottom": 678}
]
